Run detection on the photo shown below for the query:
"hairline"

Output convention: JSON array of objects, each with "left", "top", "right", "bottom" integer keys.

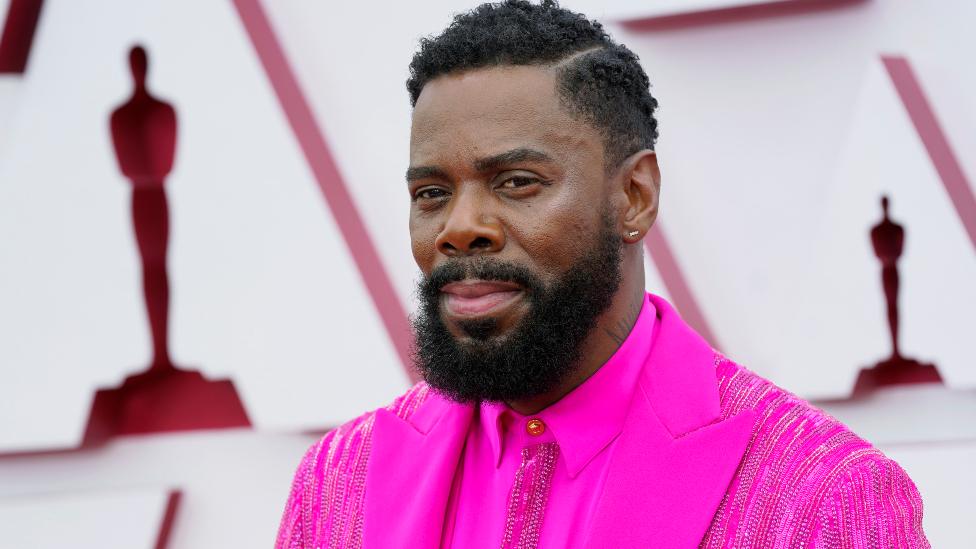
[{"left": 411, "top": 46, "right": 638, "bottom": 176}]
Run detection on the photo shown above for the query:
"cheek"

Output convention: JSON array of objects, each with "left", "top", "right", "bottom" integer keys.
[
  {"left": 511, "top": 188, "right": 596, "bottom": 274},
  {"left": 409, "top": 217, "right": 438, "bottom": 273}
]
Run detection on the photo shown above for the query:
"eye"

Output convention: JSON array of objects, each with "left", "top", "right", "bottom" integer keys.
[
  {"left": 499, "top": 176, "right": 541, "bottom": 189},
  {"left": 414, "top": 187, "right": 449, "bottom": 201}
]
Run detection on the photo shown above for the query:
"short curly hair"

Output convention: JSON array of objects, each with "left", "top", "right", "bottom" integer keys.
[{"left": 407, "top": 0, "right": 659, "bottom": 170}]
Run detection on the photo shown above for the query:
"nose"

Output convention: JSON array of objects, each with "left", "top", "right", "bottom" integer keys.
[{"left": 435, "top": 188, "right": 504, "bottom": 256}]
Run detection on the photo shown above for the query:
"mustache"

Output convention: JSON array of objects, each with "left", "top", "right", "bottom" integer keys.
[{"left": 420, "top": 257, "right": 544, "bottom": 297}]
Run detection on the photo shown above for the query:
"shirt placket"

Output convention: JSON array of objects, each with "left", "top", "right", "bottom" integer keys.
[{"left": 499, "top": 417, "right": 559, "bottom": 549}]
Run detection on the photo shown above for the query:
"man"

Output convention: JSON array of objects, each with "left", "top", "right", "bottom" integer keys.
[{"left": 275, "top": 1, "right": 927, "bottom": 547}]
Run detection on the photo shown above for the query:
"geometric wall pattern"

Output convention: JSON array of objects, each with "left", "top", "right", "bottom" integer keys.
[{"left": 1, "top": 0, "right": 974, "bottom": 547}]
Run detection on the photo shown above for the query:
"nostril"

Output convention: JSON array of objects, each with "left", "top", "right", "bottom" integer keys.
[
  {"left": 441, "top": 241, "right": 458, "bottom": 253},
  {"left": 470, "top": 237, "right": 492, "bottom": 250}
]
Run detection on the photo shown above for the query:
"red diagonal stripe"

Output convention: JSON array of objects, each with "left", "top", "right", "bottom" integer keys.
[
  {"left": 154, "top": 490, "right": 182, "bottom": 549},
  {"left": 645, "top": 223, "right": 721, "bottom": 349},
  {"left": 883, "top": 55, "right": 976, "bottom": 252},
  {"left": 0, "top": 0, "right": 44, "bottom": 73},
  {"left": 620, "top": 0, "right": 864, "bottom": 32},
  {"left": 232, "top": 0, "right": 417, "bottom": 382}
]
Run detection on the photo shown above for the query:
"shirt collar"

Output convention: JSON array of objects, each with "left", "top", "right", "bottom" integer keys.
[{"left": 479, "top": 293, "right": 657, "bottom": 478}]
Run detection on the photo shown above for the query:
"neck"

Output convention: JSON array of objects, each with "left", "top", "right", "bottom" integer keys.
[{"left": 506, "top": 252, "right": 646, "bottom": 415}]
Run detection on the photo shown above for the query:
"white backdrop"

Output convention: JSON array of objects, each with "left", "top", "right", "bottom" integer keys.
[{"left": 0, "top": 0, "right": 973, "bottom": 546}]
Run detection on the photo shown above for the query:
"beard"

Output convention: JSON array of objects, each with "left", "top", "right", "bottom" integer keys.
[{"left": 412, "top": 211, "right": 623, "bottom": 403}]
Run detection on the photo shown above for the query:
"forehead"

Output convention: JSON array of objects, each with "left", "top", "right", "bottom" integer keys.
[{"left": 410, "top": 65, "right": 601, "bottom": 165}]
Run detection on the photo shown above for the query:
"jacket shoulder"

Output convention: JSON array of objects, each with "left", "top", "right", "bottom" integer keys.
[
  {"left": 301, "top": 381, "right": 432, "bottom": 465},
  {"left": 705, "top": 357, "right": 927, "bottom": 547},
  {"left": 310, "top": 381, "right": 433, "bottom": 454},
  {"left": 274, "top": 382, "right": 432, "bottom": 549},
  {"left": 714, "top": 356, "right": 880, "bottom": 468}
]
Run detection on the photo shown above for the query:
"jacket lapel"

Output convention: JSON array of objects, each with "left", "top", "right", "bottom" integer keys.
[
  {"left": 361, "top": 391, "right": 474, "bottom": 549},
  {"left": 584, "top": 295, "right": 757, "bottom": 548},
  {"left": 360, "top": 295, "right": 755, "bottom": 548},
  {"left": 584, "top": 388, "right": 755, "bottom": 548}
]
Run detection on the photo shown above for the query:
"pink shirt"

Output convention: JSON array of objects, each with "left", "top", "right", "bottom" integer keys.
[{"left": 440, "top": 297, "right": 657, "bottom": 548}]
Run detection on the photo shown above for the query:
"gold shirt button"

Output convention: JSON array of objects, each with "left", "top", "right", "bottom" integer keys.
[{"left": 526, "top": 418, "right": 546, "bottom": 436}]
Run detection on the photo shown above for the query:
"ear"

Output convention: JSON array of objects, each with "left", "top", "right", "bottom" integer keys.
[{"left": 618, "top": 150, "right": 660, "bottom": 243}]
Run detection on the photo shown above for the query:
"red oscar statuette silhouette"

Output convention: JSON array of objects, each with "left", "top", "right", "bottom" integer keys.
[
  {"left": 84, "top": 46, "right": 250, "bottom": 444},
  {"left": 853, "top": 195, "right": 942, "bottom": 393}
]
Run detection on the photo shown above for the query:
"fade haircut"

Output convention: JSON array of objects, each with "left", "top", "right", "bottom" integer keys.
[{"left": 407, "top": 0, "right": 659, "bottom": 171}]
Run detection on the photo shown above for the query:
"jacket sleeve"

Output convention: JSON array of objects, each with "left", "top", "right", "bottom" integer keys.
[
  {"left": 274, "top": 434, "right": 335, "bottom": 549},
  {"left": 809, "top": 457, "right": 929, "bottom": 548}
]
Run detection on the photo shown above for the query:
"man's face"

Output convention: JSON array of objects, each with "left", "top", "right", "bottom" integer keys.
[{"left": 408, "top": 65, "right": 622, "bottom": 402}]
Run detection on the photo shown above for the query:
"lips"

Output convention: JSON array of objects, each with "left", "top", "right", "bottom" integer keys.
[{"left": 440, "top": 280, "right": 523, "bottom": 316}]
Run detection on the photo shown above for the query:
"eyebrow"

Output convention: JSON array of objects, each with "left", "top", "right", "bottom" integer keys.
[
  {"left": 405, "top": 147, "right": 554, "bottom": 183},
  {"left": 405, "top": 165, "right": 449, "bottom": 182},
  {"left": 473, "top": 147, "right": 554, "bottom": 173}
]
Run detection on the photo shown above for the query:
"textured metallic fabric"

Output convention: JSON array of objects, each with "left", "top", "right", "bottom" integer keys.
[
  {"left": 702, "top": 357, "right": 927, "bottom": 548},
  {"left": 499, "top": 442, "right": 560, "bottom": 549},
  {"left": 275, "top": 359, "right": 927, "bottom": 548},
  {"left": 275, "top": 384, "right": 431, "bottom": 549}
]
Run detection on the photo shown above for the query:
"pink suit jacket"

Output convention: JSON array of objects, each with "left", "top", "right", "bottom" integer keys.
[{"left": 275, "top": 295, "right": 927, "bottom": 548}]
